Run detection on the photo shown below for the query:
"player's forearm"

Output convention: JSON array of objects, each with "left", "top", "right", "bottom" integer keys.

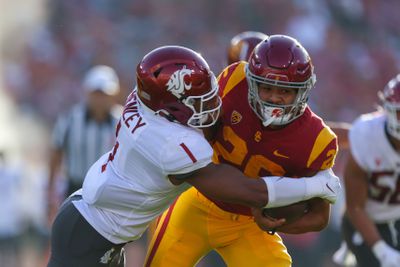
[
  {"left": 187, "top": 163, "right": 269, "bottom": 208},
  {"left": 346, "top": 207, "right": 381, "bottom": 247},
  {"left": 48, "top": 149, "right": 63, "bottom": 188},
  {"left": 48, "top": 166, "right": 60, "bottom": 190},
  {"left": 190, "top": 174, "right": 269, "bottom": 208},
  {"left": 48, "top": 168, "right": 58, "bottom": 190}
]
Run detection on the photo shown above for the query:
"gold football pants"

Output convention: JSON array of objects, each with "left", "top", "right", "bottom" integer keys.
[{"left": 145, "top": 187, "right": 291, "bottom": 267}]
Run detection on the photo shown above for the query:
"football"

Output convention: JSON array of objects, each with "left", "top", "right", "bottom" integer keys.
[{"left": 262, "top": 200, "right": 310, "bottom": 224}]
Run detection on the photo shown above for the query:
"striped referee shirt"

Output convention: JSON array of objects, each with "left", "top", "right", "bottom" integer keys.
[{"left": 51, "top": 103, "right": 120, "bottom": 184}]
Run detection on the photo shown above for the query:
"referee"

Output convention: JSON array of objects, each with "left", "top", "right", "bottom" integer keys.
[{"left": 47, "top": 65, "right": 121, "bottom": 223}]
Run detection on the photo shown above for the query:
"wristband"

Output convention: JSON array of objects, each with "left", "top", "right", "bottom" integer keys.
[{"left": 262, "top": 176, "right": 307, "bottom": 208}]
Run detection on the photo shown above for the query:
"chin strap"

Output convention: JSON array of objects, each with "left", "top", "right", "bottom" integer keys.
[
  {"left": 262, "top": 116, "right": 276, "bottom": 127},
  {"left": 157, "top": 102, "right": 194, "bottom": 125},
  {"left": 261, "top": 106, "right": 284, "bottom": 127}
]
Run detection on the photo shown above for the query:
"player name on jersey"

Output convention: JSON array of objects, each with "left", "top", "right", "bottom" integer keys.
[{"left": 122, "top": 93, "right": 147, "bottom": 134}]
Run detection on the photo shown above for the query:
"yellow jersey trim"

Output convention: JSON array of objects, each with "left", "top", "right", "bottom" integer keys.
[
  {"left": 221, "top": 62, "right": 246, "bottom": 99},
  {"left": 307, "top": 127, "right": 336, "bottom": 168}
]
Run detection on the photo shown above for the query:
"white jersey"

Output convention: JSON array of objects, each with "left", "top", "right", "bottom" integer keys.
[
  {"left": 73, "top": 92, "right": 213, "bottom": 244},
  {"left": 350, "top": 111, "right": 400, "bottom": 222}
]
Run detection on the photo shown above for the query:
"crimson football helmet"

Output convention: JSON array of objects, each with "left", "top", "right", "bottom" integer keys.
[
  {"left": 227, "top": 31, "right": 269, "bottom": 65},
  {"left": 136, "top": 45, "right": 221, "bottom": 128},
  {"left": 379, "top": 74, "right": 400, "bottom": 140},
  {"left": 246, "top": 35, "right": 316, "bottom": 127}
]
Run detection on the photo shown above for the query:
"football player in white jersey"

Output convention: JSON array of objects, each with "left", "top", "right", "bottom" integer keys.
[
  {"left": 342, "top": 74, "right": 400, "bottom": 267},
  {"left": 46, "top": 45, "right": 340, "bottom": 267}
]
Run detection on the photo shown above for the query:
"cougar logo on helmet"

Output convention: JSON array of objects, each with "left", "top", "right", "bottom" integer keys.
[{"left": 166, "top": 66, "right": 193, "bottom": 99}]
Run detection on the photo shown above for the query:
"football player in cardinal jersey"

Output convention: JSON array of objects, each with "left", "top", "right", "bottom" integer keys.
[
  {"left": 144, "top": 35, "right": 341, "bottom": 267},
  {"left": 341, "top": 74, "right": 400, "bottom": 267},
  {"left": 227, "top": 31, "right": 350, "bottom": 150},
  {"left": 46, "top": 45, "right": 340, "bottom": 267}
]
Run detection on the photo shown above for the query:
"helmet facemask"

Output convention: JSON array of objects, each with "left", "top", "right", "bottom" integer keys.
[
  {"left": 378, "top": 74, "right": 400, "bottom": 140},
  {"left": 156, "top": 73, "right": 221, "bottom": 129},
  {"left": 246, "top": 64, "right": 315, "bottom": 127},
  {"left": 379, "top": 92, "right": 400, "bottom": 140},
  {"left": 183, "top": 74, "right": 221, "bottom": 128}
]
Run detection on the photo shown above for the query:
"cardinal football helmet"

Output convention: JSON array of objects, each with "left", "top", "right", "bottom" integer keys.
[
  {"left": 227, "top": 31, "right": 268, "bottom": 65},
  {"left": 136, "top": 45, "right": 221, "bottom": 128},
  {"left": 246, "top": 35, "right": 316, "bottom": 127},
  {"left": 379, "top": 74, "right": 400, "bottom": 140}
]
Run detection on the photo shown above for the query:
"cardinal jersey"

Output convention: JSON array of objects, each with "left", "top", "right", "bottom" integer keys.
[
  {"left": 73, "top": 91, "right": 213, "bottom": 244},
  {"left": 210, "top": 62, "right": 338, "bottom": 215},
  {"left": 349, "top": 112, "right": 400, "bottom": 222}
]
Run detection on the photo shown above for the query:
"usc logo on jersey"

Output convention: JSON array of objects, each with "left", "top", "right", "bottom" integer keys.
[
  {"left": 231, "top": 110, "right": 242, "bottom": 124},
  {"left": 254, "top": 131, "right": 262, "bottom": 142}
]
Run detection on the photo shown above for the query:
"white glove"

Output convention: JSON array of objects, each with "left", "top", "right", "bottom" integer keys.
[
  {"left": 304, "top": 168, "right": 341, "bottom": 204},
  {"left": 332, "top": 241, "right": 357, "bottom": 267},
  {"left": 372, "top": 240, "right": 400, "bottom": 267}
]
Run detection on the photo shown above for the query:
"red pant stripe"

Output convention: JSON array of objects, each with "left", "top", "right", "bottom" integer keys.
[{"left": 145, "top": 197, "right": 178, "bottom": 267}]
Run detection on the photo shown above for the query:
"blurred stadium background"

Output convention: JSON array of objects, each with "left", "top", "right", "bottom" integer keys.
[{"left": 0, "top": 0, "right": 399, "bottom": 266}]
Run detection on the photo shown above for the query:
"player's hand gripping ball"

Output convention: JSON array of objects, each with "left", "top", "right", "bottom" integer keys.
[{"left": 262, "top": 200, "right": 309, "bottom": 224}]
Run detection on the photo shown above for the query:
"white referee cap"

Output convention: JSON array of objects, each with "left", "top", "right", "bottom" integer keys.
[{"left": 83, "top": 65, "right": 120, "bottom": 95}]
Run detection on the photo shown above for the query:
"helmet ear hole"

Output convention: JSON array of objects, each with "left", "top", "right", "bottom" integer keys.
[{"left": 153, "top": 68, "right": 162, "bottom": 78}]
